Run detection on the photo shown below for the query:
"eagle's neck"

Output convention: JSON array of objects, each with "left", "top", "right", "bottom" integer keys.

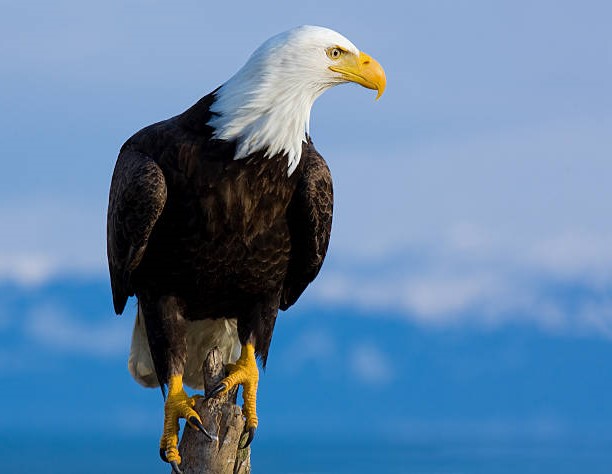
[{"left": 207, "top": 61, "right": 327, "bottom": 176}]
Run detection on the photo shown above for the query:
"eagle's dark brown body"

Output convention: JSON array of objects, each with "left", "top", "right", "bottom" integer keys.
[{"left": 107, "top": 93, "right": 333, "bottom": 385}]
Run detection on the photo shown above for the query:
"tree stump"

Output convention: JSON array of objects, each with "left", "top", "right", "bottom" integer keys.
[{"left": 177, "top": 348, "right": 251, "bottom": 474}]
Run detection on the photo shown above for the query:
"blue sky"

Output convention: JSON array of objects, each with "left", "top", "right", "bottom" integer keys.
[
  {"left": 1, "top": 3, "right": 612, "bottom": 468},
  {"left": 2, "top": 0, "right": 611, "bottom": 335}
]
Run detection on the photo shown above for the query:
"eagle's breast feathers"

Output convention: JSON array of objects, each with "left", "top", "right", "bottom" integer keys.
[{"left": 107, "top": 92, "right": 333, "bottom": 323}]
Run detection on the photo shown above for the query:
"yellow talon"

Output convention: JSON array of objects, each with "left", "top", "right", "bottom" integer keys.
[
  {"left": 159, "top": 374, "right": 203, "bottom": 466},
  {"left": 216, "top": 343, "right": 259, "bottom": 431}
]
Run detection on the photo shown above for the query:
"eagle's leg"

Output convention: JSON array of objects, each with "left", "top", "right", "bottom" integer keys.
[
  {"left": 208, "top": 342, "right": 259, "bottom": 446},
  {"left": 141, "top": 295, "right": 213, "bottom": 474},
  {"left": 159, "top": 374, "right": 212, "bottom": 471}
]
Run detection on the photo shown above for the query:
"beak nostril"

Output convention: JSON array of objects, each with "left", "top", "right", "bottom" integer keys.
[{"left": 363, "top": 60, "right": 370, "bottom": 65}]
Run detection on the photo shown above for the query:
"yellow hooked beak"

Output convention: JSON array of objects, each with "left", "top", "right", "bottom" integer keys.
[{"left": 329, "top": 51, "right": 386, "bottom": 99}]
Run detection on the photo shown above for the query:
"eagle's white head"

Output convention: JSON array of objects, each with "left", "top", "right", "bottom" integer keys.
[{"left": 208, "top": 25, "right": 386, "bottom": 175}]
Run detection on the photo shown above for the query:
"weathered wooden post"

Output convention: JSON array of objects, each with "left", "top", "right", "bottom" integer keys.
[{"left": 177, "top": 348, "right": 251, "bottom": 474}]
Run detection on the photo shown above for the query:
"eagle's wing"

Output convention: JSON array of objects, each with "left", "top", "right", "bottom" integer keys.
[
  {"left": 107, "top": 150, "right": 167, "bottom": 314},
  {"left": 280, "top": 143, "right": 333, "bottom": 310}
]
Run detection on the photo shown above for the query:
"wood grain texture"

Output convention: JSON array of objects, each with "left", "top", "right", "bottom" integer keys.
[{"left": 177, "top": 348, "right": 251, "bottom": 474}]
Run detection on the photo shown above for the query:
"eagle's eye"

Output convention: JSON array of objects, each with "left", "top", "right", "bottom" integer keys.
[{"left": 326, "top": 47, "right": 343, "bottom": 60}]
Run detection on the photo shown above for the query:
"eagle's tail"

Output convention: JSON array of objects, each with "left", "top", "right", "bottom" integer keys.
[{"left": 128, "top": 305, "right": 241, "bottom": 390}]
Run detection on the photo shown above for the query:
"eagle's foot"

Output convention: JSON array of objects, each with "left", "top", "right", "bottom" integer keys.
[
  {"left": 208, "top": 343, "right": 259, "bottom": 447},
  {"left": 159, "top": 375, "right": 214, "bottom": 474}
]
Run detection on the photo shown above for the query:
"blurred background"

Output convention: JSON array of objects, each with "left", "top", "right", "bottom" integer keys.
[{"left": 1, "top": 0, "right": 611, "bottom": 472}]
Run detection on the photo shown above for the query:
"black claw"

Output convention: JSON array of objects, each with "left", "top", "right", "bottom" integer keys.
[
  {"left": 189, "top": 416, "right": 215, "bottom": 441},
  {"left": 241, "top": 427, "right": 256, "bottom": 449},
  {"left": 170, "top": 460, "right": 183, "bottom": 474},
  {"left": 205, "top": 383, "right": 226, "bottom": 399},
  {"left": 160, "top": 448, "right": 168, "bottom": 463}
]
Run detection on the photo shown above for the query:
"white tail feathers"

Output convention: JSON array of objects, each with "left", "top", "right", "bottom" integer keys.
[{"left": 128, "top": 306, "right": 241, "bottom": 390}]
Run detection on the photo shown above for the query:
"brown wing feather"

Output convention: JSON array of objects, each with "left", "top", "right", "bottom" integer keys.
[
  {"left": 280, "top": 142, "right": 333, "bottom": 310},
  {"left": 107, "top": 150, "right": 167, "bottom": 314}
]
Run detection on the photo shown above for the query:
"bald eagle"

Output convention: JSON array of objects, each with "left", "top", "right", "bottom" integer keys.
[{"left": 107, "top": 25, "right": 385, "bottom": 472}]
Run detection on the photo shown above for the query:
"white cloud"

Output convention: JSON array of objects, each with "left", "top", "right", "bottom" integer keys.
[
  {"left": 278, "top": 328, "right": 336, "bottom": 374},
  {"left": 527, "top": 231, "right": 612, "bottom": 284},
  {"left": 279, "top": 330, "right": 396, "bottom": 385},
  {"left": 0, "top": 253, "right": 58, "bottom": 286},
  {"left": 298, "top": 115, "right": 612, "bottom": 334},
  {"left": 574, "top": 300, "right": 612, "bottom": 339},
  {"left": 313, "top": 258, "right": 612, "bottom": 338},
  {"left": 349, "top": 342, "right": 394, "bottom": 385},
  {"left": 25, "top": 304, "right": 131, "bottom": 358},
  {"left": 401, "top": 275, "right": 500, "bottom": 320},
  {"left": 315, "top": 271, "right": 494, "bottom": 323},
  {"left": 328, "top": 116, "right": 612, "bottom": 261},
  {"left": 0, "top": 199, "right": 106, "bottom": 285}
]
